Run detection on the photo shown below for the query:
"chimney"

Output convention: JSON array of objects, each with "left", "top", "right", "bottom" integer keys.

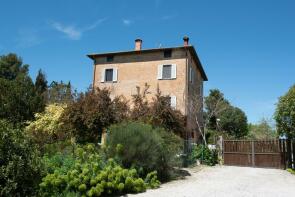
[
  {"left": 183, "top": 36, "right": 189, "bottom": 46},
  {"left": 135, "top": 38, "right": 142, "bottom": 51}
]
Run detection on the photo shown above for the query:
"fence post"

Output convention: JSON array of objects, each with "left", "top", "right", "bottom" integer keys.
[
  {"left": 222, "top": 136, "right": 224, "bottom": 161},
  {"left": 251, "top": 141, "right": 255, "bottom": 167},
  {"left": 282, "top": 140, "right": 286, "bottom": 170},
  {"left": 217, "top": 136, "right": 223, "bottom": 161},
  {"left": 286, "top": 139, "right": 292, "bottom": 168}
]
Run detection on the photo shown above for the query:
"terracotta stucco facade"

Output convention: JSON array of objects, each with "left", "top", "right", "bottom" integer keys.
[{"left": 88, "top": 39, "right": 207, "bottom": 142}]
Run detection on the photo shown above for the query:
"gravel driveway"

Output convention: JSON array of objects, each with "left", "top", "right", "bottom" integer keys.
[{"left": 129, "top": 166, "right": 295, "bottom": 197}]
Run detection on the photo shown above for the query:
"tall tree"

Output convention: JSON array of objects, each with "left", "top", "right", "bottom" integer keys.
[
  {"left": 219, "top": 106, "right": 248, "bottom": 138},
  {"left": 34, "top": 69, "right": 48, "bottom": 112},
  {"left": 46, "top": 81, "right": 76, "bottom": 104},
  {"left": 196, "top": 89, "right": 249, "bottom": 142},
  {"left": 35, "top": 69, "right": 47, "bottom": 93},
  {"left": 0, "top": 53, "right": 28, "bottom": 80},
  {"left": 0, "top": 53, "right": 41, "bottom": 124},
  {"left": 193, "top": 89, "right": 230, "bottom": 144},
  {"left": 275, "top": 84, "right": 295, "bottom": 139},
  {"left": 204, "top": 89, "right": 230, "bottom": 130}
]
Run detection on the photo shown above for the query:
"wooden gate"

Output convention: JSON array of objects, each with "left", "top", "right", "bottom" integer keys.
[{"left": 223, "top": 139, "right": 295, "bottom": 169}]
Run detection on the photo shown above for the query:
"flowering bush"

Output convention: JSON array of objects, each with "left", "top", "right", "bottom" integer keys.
[{"left": 26, "top": 104, "right": 69, "bottom": 147}]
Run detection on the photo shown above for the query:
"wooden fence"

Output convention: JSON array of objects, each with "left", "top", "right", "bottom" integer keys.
[{"left": 223, "top": 139, "right": 295, "bottom": 169}]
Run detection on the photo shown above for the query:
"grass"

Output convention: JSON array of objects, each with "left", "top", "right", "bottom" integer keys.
[{"left": 287, "top": 168, "right": 295, "bottom": 175}]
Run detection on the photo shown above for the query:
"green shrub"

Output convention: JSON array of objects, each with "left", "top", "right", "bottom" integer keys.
[
  {"left": 42, "top": 140, "right": 74, "bottom": 157},
  {"left": 39, "top": 144, "right": 159, "bottom": 196},
  {"left": 188, "top": 144, "right": 218, "bottom": 166},
  {"left": 0, "top": 120, "right": 43, "bottom": 196},
  {"left": 106, "top": 121, "right": 182, "bottom": 181},
  {"left": 145, "top": 171, "right": 161, "bottom": 189},
  {"left": 107, "top": 122, "right": 162, "bottom": 173},
  {"left": 42, "top": 152, "right": 75, "bottom": 174},
  {"left": 287, "top": 168, "right": 295, "bottom": 175}
]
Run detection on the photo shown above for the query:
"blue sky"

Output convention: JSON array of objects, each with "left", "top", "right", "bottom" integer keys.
[{"left": 0, "top": 0, "right": 294, "bottom": 123}]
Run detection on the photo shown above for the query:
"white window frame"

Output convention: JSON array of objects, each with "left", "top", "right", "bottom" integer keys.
[
  {"left": 157, "top": 64, "right": 176, "bottom": 80},
  {"left": 101, "top": 67, "right": 118, "bottom": 83}
]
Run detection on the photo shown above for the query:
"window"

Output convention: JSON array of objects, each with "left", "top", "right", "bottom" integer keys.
[
  {"left": 162, "top": 65, "right": 172, "bottom": 79},
  {"left": 170, "top": 95, "right": 177, "bottom": 109},
  {"left": 106, "top": 55, "right": 114, "bottom": 62},
  {"left": 101, "top": 68, "right": 117, "bottom": 83},
  {"left": 157, "top": 64, "right": 176, "bottom": 79},
  {"left": 164, "top": 49, "right": 172, "bottom": 58},
  {"left": 105, "top": 69, "right": 113, "bottom": 81}
]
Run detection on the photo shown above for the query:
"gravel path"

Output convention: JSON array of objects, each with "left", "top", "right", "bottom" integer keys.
[{"left": 129, "top": 166, "right": 295, "bottom": 197}]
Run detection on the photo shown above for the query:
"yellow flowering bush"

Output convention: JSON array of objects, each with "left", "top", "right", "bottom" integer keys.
[{"left": 26, "top": 104, "right": 69, "bottom": 147}]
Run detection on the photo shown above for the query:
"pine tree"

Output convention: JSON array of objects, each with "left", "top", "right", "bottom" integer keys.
[
  {"left": 0, "top": 53, "right": 42, "bottom": 124},
  {"left": 34, "top": 69, "right": 48, "bottom": 112},
  {"left": 35, "top": 69, "right": 47, "bottom": 93}
]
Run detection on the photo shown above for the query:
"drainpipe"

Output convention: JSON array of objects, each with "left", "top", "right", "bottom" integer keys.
[
  {"left": 185, "top": 49, "right": 189, "bottom": 140},
  {"left": 183, "top": 36, "right": 190, "bottom": 145}
]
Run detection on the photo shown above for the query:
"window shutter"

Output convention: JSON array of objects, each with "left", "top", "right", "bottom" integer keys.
[
  {"left": 101, "top": 69, "right": 105, "bottom": 82},
  {"left": 171, "top": 64, "right": 177, "bottom": 79},
  {"left": 157, "top": 65, "right": 163, "bottom": 79},
  {"left": 170, "top": 95, "right": 177, "bottom": 109},
  {"left": 113, "top": 68, "right": 118, "bottom": 82}
]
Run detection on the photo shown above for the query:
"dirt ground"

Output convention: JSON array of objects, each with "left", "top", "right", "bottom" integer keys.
[{"left": 129, "top": 165, "right": 295, "bottom": 197}]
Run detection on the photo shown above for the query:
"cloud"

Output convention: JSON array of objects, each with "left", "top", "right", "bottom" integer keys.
[
  {"left": 82, "top": 18, "right": 107, "bottom": 31},
  {"left": 51, "top": 22, "right": 81, "bottom": 40},
  {"left": 15, "top": 28, "right": 41, "bottom": 48},
  {"left": 122, "top": 19, "right": 132, "bottom": 26},
  {"left": 50, "top": 18, "right": 106, "bottom": 40}
]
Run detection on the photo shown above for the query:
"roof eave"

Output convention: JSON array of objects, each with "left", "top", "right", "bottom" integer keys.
[
  {"left": 187, "top": 46, "right": 208, "bottom": 81},
  {"left": 87, "top": 45, "right": 208, "bottom": 81},
  {"left": 87, "top": 46, "right": 185, "bottom": 59}
]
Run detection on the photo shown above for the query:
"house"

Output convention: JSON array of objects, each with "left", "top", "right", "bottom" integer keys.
[{"left": 87, "top": 37, "right": 208, "bottom": 142}]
